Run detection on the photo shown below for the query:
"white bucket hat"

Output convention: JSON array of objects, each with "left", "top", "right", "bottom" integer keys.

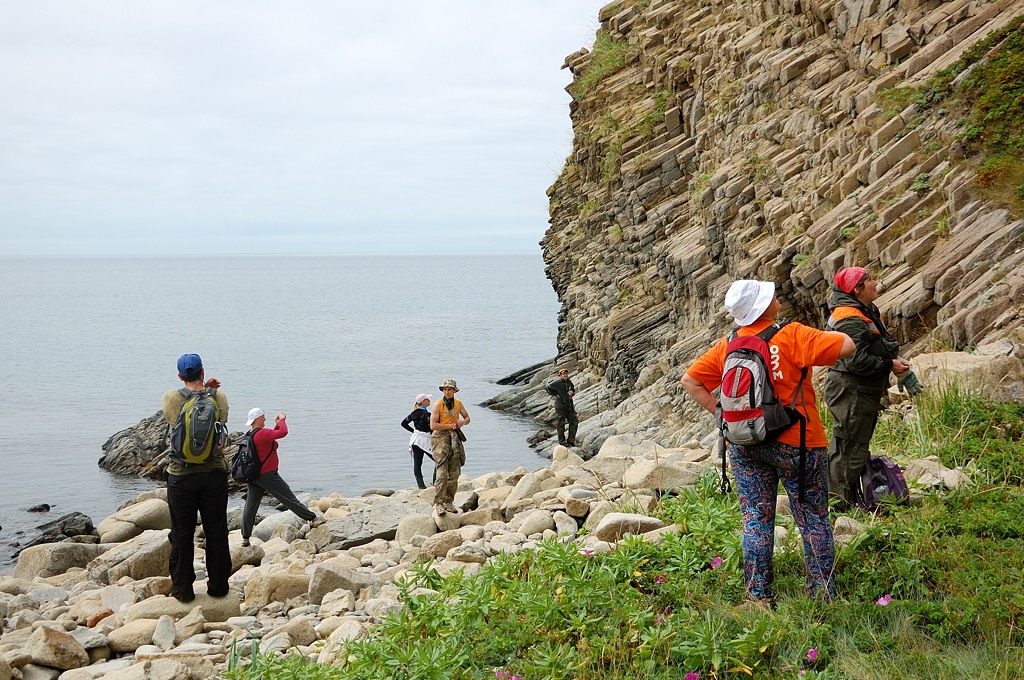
[
  {"left": 724, "top": 280, "right": 775, "bottom": 326},
  {"left": 245, "top": 407, "right": 265, "bottom": 427}
]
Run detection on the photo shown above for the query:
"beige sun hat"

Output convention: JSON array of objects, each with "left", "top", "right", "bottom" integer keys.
[{"left": 438, "top": 378, "right": 459, "bottom": 392}]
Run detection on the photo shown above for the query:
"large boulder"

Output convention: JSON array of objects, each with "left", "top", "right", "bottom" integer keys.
[
  {"left": 243, "top": 572, "right": 311, "bottom": 611},
  {"left": 96, "top": 498, "right": 172, "bottom": 543},
  {"left": 308, "top": 496, "right": 431, "bottom": 550},
  {"left": 592, "top": 513, "right": 665, "bottom": 542},
  {"left": 86, "top": 530, "right": 171, "bottom": 584},
  {"left": 25, "top": 625, "right": 90, "bottom": 670},
  {"left": 115, "top": 592, "right": 240, "bottom": 624},
  {"left": 14, "top": 512, "right": 97, "bottom": 555},
  {"left": 13, "top": 542, "right": 107, "bottom": 580},
  {"left": 622, "top": 459, "right": 701, "bottom": 491},
  {"left": 307, "top": 560, "right": 374, "bottom": 605},
  {"left": 250, "top": 510, "right": 308, "bottom": 542},
  {"left": 910, "top": 350, "right": 1024, "bottom": 402}
]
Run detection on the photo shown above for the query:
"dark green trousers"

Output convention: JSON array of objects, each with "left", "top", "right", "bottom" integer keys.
[{"left": 825, "top": 371, "right": 885, "bottom": 507}]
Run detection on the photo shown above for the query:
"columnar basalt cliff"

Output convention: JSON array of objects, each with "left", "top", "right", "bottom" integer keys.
[{"left": 497, "top": 0, "right": 1024, "bottom": 452}]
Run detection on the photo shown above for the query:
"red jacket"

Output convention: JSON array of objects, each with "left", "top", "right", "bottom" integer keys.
[{"left": 251, "top": 420, "right": 287, "bottom": 475}]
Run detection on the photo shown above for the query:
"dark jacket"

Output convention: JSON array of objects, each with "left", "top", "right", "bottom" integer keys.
[
  {"left": 545, "top": 378, "right": 576, "bottom": 412},
  {"left": 827, "top": 288, "right": 900, "bottom": 386},
  {"left": 401, "top": 408, "right": 431, "bottom": 433}
]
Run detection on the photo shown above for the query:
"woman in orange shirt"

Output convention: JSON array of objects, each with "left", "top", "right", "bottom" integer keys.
[{"left": 682, "top": 280, "right": 854, "bottom": 604}]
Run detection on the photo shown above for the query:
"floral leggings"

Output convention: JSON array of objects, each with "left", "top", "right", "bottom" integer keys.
[{"left": 729, "top": 441, "right": 836, "bottom": 601}]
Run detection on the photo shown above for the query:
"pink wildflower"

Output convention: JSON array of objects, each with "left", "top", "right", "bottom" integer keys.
[
  {"left": 807, "top": 647, "right": 818, "bottom": 661},
  {"left": 495, "top": 672, "right": 506, "bottom": 680},
  {"left": 509, "top": 676, "right": 522, "bottom": 680},
  {"left": 655, "top": 573, "right": 667, "bottom": 584},
  {"left": 799, "top": 671, "right": 806, "bottom": 677},
  {"left": 876, "top": 594, "right": 892, "bottom": 606},
  {"left": 580, "top": 549, "right": 594, "bottom": 557},
  {"left": 685, "top": 673, "right": 700, "bottom": 680},
  {"left": 710, "top": 556, "right": 724, "bottom": 569}
]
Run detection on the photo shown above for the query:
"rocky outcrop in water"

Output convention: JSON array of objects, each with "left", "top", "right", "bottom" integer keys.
[
  {"left": 98, "top": 414, "right": 247, "bottom": 485},
  {"left": 494, "top": 0, "right": 1024, "bottom": 452}
]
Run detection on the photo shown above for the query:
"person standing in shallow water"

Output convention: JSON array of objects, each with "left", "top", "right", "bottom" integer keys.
[
  {"left": 430, "top": 379, "right": 470, "bottom": 515},
  {"left": 545, "top": 368, "right": 578, "bottom": 446},
  {"left": 400, "top": 394, "right": 435, "bottom": 489}
]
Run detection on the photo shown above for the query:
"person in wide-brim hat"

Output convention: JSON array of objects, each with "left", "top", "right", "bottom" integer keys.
[
  {"left": 430, "top": 378, "right": 470, "bottom": 515},
  {"left": 438, "top": 378, "right": 459, "bottom": 392}
]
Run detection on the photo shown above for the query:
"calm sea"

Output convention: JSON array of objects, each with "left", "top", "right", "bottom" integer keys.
[{"left": 0, "top": 253, "right": 559, "bottom": 570}]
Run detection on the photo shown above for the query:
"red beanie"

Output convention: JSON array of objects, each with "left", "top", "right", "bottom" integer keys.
[{"left": 834, "top": 267, "right": 869, "bottom": 293}]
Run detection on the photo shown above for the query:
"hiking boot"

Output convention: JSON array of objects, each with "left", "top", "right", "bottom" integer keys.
[
  {"left": 240, "top": 538, "right": 250, "bottom": 547},
  {"left": 434, "top": 503, "right": 447, "bottom": 515},
  {"left": 443, "top": 501, "right": 458, "bottom": 514},
  {"left": 172, "top": 589, "right": 195, "bottom": 603}
]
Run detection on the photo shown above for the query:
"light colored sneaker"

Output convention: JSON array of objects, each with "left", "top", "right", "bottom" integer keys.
[{"left": 443, "top": 502, "right": 458, "bottom": 514}]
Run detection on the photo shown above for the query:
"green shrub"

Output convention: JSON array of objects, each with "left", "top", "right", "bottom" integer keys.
[{"left": 570, "top": 31, "right": 638, "bottom": 100}]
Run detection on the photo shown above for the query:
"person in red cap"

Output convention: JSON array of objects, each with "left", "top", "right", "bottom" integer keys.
[{"left": 824, "top": 268, "right": 910, "bottom": 509}]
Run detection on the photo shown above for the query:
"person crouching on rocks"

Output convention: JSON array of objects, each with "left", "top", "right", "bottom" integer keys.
[
  {"left": 430, "top": 379, "right": 470, "bottom": 515},
  {"left": 240, "top": 408, "right": 321, "bottom": 547}
]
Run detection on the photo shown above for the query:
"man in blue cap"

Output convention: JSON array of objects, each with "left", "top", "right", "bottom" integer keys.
[{"left": 161, "top": 353, "right": 231, "bottom": 602}]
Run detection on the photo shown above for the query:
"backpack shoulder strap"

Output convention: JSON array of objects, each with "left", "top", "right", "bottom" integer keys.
[{"left": 756, "top": 321, "right": 789, "bottom": 343}]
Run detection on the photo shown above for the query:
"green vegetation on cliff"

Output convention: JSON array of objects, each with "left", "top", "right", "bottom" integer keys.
[
  {"left": 884, "top": 14, "right": 1024, "bottom": 216},
  {"left": 569, "top": 30, "right": 637, "bottom": 101},
  {"left": 226, "top": 386, "right": 1024, "bottom": 679}
]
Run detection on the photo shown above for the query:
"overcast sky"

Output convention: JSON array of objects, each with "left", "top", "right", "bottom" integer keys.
[{"left": 0, "top": 2, "right": 607, "bottom": 257}]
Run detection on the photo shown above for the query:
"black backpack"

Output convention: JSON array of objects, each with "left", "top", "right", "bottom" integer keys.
[
  {"left": 230, "top": 429, "right": 263, "bottom": 483},
  {"left": 169, "top": 388, "right": 227, "bottom": 464}
]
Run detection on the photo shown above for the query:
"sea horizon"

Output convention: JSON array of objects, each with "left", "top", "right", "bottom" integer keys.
[{"left": 1, "top": 252, "right": 560, "bottom": 569}]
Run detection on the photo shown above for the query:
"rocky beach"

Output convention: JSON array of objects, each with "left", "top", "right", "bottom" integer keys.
[{"left": 0, "top": 415, "right": 975, "bottom": 679}]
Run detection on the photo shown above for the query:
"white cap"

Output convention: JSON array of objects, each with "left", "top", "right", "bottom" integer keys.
[
  {"left": 245, "top": 407, "right": 265, "bottom": 427},
  {"left": 724, "top": 280, "right": 775, "bottom": 326},
  {"left": 414, "top": 393, "right": 431, "bottom": 404}
]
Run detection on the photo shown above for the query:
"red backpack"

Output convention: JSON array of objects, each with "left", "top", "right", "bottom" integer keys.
[{"left": 717, "top": 323, "right": 808, "bottom": 498}]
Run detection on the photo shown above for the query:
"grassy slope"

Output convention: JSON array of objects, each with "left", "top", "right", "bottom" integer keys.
[{"left": 224, "top": 385, "right": 1024, "bottom": 679}]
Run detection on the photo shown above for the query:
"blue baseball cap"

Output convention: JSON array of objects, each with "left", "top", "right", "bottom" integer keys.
[{"left": 176, "top": 353, "right": 203, "bottom": 379}]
